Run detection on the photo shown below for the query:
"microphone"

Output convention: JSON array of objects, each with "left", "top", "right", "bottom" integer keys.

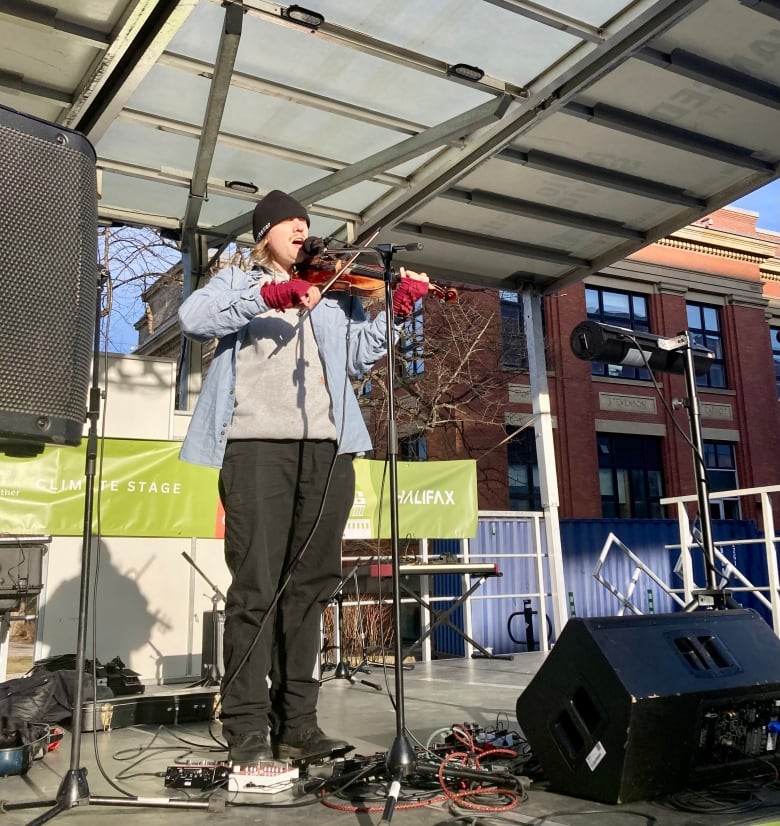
[
  {"left": 302, "top": 238, "right": 423, "bottom": 257},
  {"left": 301, "top": 236, "right": 331, "bottom": 257},
  {"left": 375, "top": 242, "right": 424, "bottom": 253}
]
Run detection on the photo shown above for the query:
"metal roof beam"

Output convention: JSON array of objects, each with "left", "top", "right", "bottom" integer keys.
[
  {"left": 98, "top": 204, "right": 180, "bottom": 232},
  {"left": 479, "top": 0, "right": 603, "bottom": 42},
  {"left": 0, "top": 69, "right": 71, "bottom": 103},
  {"left": 71, "top": 0, "right": 198, "bottom": 139},
  {"left": 544, "top": 167, "right": 780, "bottom": 294},
  {"left": 396, "top": 222, "right": 590, "bottom": 267},
  {"left": 355, "top": 0, "right": 708, "bottom": 243},
  {"left": 99, "top": 157, "right": 365, "bottom": 229},
  {"left": 113, "top": 115, "right": 409, "bottom": 190},
  {"left": 240, "top": 0, "right": 527, "bottom": 98},
  {"left": 564, "top": 101, "right": 774, "bottom": 172},
  {"left": 292, "top": 96, "right": 511, "bottom": 203},
  {"left": 638, "top": 47, "right": 780, "bottom": 110},
  {"left": 740, "top": 0, "right": 780, "bottom": 21},
  {"left": 206, "top": 93, "right": 512, "bottom": 241},
  {"left": 440, "top": 186, "right": 646, "bottom": 239},
  {"left": 158, "top": 51, "right": 425, "bottom": 135},
  {"left": 501, "top": 148, "right": 706, "bottom": 207},
  {"left": 119, "top": 109, "right": 408, "bottom": 187},
  {"left": 0, "top": 0, "right": 109, "bottom": 45},
  {"left": 181, "top": 2, "right": 242, "bottom": 238},
  {"left": 100, "top": 157, "right": 256, "bottom": 200}
]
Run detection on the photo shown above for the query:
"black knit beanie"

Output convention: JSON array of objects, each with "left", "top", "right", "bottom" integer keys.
[{"left": 252, "top": 190, "right": 310, "bottom": 242}]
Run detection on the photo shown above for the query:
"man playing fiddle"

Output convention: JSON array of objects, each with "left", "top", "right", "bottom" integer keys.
[{"left": 178, "top": 189, "right": 429, "bottom": 764}]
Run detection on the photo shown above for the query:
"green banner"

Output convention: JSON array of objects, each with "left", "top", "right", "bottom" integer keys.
[
  {"left": 0, "top": 440, "right": 477, "bottom": 539},
  {"left": 350, "top": 458, "right": 477, "bottom": 539},
  {"left": 0, "top": 439, "right": 220, "bottom": 537}
]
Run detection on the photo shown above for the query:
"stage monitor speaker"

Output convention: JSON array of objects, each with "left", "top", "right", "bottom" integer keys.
[
  {"left": 516, "top": 609, "right": 780, "bottom": 804},
  {"left": 0, "top": 104, "right": 98, "bottom": 447}
]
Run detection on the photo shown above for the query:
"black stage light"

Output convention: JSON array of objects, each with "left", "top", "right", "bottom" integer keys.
[
  {"left": 281, "top": 4, "right": 324, "bottom": 29},
  {"left": 570, "top": 320, "right": 714, "bottom": 376},
  {"left": 447, "top": 63, "right": 485, "bottom": 82},
  {"left": 225, "top": 180, "right": 258, "bottom": 194}
]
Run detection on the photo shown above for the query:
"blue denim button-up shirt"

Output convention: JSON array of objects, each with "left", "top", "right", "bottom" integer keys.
[{"left": 178, "top": 265, "right": 390, "bottom": 468}]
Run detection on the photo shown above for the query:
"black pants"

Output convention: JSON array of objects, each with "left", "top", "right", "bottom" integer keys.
[{"left": 217, "top": 439, "right": 354, "bottom": 741}]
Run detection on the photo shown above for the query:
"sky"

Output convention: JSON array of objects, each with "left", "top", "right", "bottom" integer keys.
[
  {"left": 728, "top": 178, "right": 780, "bottom": 233},
  {"left": 105, "top": 179, "right": 780, "bottom": 354}
]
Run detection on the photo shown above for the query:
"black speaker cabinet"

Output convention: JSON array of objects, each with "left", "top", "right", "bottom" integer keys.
[
  {"left": 0, "top": 104, "right": 97, "bottom": 447},
  {"left": 516, "top": 609, "right": 780, "bottom": 803}
]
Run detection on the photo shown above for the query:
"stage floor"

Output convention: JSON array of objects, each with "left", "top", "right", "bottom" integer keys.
[{"left": 3, "top": 653, "right": 780, "bottom": 826}]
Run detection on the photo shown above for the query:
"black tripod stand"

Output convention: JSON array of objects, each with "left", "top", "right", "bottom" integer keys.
[
  {"left": 676, "top": 339, "right": 741, "bottom": 611},
  {"left": 572, "top": 321, "right": 741, "bottom": 613},
  {"left": 347, "top": 241, "right": 423, "bottom": 823},
  {"left": 319, "top": 572, "right": 382, "bottom": 692},
  {"left": 322, "top": 239, "right": 422, "bottom": 822},
  {"left": 8, "top": 277, "right": 213, "bottom": 824}
]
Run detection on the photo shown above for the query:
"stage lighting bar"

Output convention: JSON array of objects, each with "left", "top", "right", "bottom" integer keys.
[{"left": 570, "top": 320, "right": 715, "bottom": 376}]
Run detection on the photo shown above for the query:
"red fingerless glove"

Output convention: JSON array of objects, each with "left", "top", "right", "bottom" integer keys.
[
  {"left": 260, "top": 279, "right": 313, "bottom": 310},
  {"left": 392, "top": 278, "right": 429, "bottom": 318}
]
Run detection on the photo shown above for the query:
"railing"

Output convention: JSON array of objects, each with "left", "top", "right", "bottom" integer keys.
[
  {"left": 593, "top": 484, "right": 780, "bottom": 632},
  {"left": 328, "top": 511, "right": 555, "bottom": 662},
  {"left": 464, "top": 511, "right": 556, "bottom": 655}
]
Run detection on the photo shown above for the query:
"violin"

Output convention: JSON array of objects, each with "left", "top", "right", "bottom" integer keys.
[{"left": 297, "top": 257, "right": 458, "bottom": 304}]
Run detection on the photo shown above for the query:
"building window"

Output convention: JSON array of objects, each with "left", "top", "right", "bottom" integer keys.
[
  {"left": 500, "top": 291, "right": 528, "bottom": 370},
  {"left": 399, "top": 434, "right": 427, "bottom": 461},
  {"left": 686, "top": 302, "right": 726, "bottom": 388},
  {"left": 397, "top": 302, "right": 424, "bottom": 379},
  {"left": 585, "top": 287, "right": 650, "bottom": 380},
  {"left": 704, "top": 441, "right": 739, "bottom": 519},
  {"left": 507, "top": 427, "right": 541, "bottom": 511},
  {"left": 597, "top": 433, "right": 664, "bottom": 518},
  {"left": 772, "top": 326, "right": 780, "bottom": 401}
]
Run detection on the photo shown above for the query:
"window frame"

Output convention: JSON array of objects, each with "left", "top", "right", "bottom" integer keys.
[
  {"left": 396, "top": 300, "right": 425, "bottom": 380},
  {"left": 686, "top": 301, "right": 727, "bottom": 389},
  {"left": 597, "top": 432, "right": 665, "bottom": 518},
  {"left": 500, "top": 291, "right": 528, "bottom": 371},
  {"left": 771, "top": 325, "right": 780, "bottom": 401},
  {"left": 506, "top": 426, "right": 541, "bottom": 511},
  {"left": 585, "top": 286, "right": 651, "bottom": 380}
]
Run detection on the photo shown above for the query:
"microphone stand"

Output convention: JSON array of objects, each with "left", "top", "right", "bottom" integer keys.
[
  {"left": 374, "top": 243, "right": 419, "bottom": 825},
  {"left": 326, "top": 239, "right": 421, "bottom": 823},
  {"left": 678, "top": 339, "right": 740, "bottom": 611},
  {"left": 7, "top": 275, "right": 213, "bottom": 823}
]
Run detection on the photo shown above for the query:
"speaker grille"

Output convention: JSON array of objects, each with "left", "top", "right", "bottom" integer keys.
[{"left": 0, "top": 107, "right": 97, "bottom": 445}]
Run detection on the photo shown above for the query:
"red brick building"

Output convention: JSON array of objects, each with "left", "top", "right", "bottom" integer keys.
[{"left": 490, "top": 206, "right": 780, "bottom": 523}]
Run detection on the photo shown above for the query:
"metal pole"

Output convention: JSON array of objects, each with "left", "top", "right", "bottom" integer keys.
[{"left": 681, "top": 341, "right": 718, "bottom": 591}]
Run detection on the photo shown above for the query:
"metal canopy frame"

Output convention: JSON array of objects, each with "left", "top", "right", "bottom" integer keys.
[{"left": 0, "top": 0, "right": 777, "bottom": 294}]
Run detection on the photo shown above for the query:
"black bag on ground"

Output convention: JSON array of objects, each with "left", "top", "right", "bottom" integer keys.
[{"left": 0, "top": 667, "right": 111, "bottom": 726}]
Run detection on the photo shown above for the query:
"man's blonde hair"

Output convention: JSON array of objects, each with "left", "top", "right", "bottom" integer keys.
[{"left": 250, "top": 238, "right": 271, "bottom": 267}]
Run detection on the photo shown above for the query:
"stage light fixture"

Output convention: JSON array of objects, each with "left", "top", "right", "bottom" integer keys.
[
  {"left": 225, "top": 180, "right": 258, "bottom": 194},
  {"left": 447, "top": 63, "right": 485, "bottom": 82},
  {"left": 570, "top": 320, "right": 714, "bottom": 376},
  {"left": 281, "top": 4, "right": 324, "bottom": 29}
]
